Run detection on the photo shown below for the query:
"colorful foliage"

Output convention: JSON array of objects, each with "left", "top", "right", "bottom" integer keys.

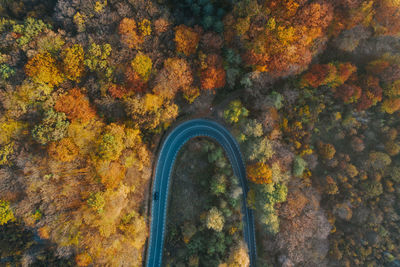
[
  {"left": 174, "top": 25, "right": 200, "bottom": 56},
  {"left": 48, "top": 138, "right": 79, "bottom": 162},
  {"left": 54, "top": 88, "right": 96, "bottom": 122},
  {"left": 0, "top": 200, "right": 15, "bottom": 225},
  {"left": 200, "top": 54, "right": 226, "bottom": 90},
  {"left": 131, "top": 53, "right": 152, "bottom": 82},
  {"left": 62, "top": 44, "right": 85, "bottom": 81},
  {"left": 247, "top": 162, "right": 273, "bottom": 184},
  {"left": 25, "top": 52, "right": 64, "bottom": 87}
]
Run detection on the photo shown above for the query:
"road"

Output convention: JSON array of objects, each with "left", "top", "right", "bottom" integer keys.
[{"left": 146, "top": 119, "right": 257, "bottom": 267}]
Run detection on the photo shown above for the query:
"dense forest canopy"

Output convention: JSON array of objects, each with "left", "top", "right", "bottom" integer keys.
[{"left": 0, "top": 0, "right": 400, "bottom": 266}]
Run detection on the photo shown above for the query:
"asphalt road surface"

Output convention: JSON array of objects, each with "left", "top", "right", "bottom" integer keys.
[{"left": 146, "top": 119, "right": 257, "bottom": 267}]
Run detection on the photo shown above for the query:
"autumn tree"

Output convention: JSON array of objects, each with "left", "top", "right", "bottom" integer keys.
[
  {"left": 94, "top": 124, "right": 125, "bottom": 161},
  {"left": 32, "top": 109, "right": 70, "bottom": 145},
  {"left": 153, "top": 58, "right": 193, "bottom": 99},
  {"left": 247, "top": 162, "right": 272, "bottom": 184},
  {"left": 118, "top": 18, "right": 144, "bottom": 49},
  {"left": 0, "top": 200, "right": 15, "bottom": 225},
  {"left": 61, "top": 44, "right": 85, "bottom": 81},
  {"left": 200, "top": 54, "right": 226, "bottom": 90},
  {"left": 174, "top": 25, "right": 200, "bottom": 56},
  {"left": 317, "top": 142, "right": 336, "bottom": 160},
  {"left": 54, "top": 88, "right": 96, "bottom": 122},
  {"left": 226, "top": 241, "right": 250, "bottom": 267},
  {"left": 131, "top": 52, "right": 152, "bottom": 82},
  {"left": 25, "top": 52, "right": 64, "bottom": 87},
  {"left": 224, "top": 100, "right": 249, "bottom": 124},
  {"left": 206, "top": 207, "right": 225, "bottom": 232},
  {"left": 48, "top": 138, "right": 79, "bottom": 162}
]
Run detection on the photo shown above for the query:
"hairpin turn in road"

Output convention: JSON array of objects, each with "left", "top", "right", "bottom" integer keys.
[{"left": 146, "top": 119, "right": 257, "bottom": 267}]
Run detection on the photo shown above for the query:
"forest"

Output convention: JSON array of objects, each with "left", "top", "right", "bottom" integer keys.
[{"left": 0, "top": 0, "right": 399, "bottom": 266}]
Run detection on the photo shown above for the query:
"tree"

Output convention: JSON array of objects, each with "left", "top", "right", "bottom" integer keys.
[
  {"left": 118, "top": 18, "right": 143, "bottom": 49},
  {"left": 224, "top": 100, "right": 248, "bottom": 124},
  {"left": 54, "top": 88, "right": 96, "bottom": 122},
  {"left": 174, "top": 25, "right": 200, "bottom": 56},
  {"left": 12, "top": 17, "right": 50, "bottom": 47},
  {"left": 62, "top": 44, "right": 85, "bottom": 81},
  {"left": 200, "top": 54, "right": 226, "bottom": 90},
  {"left": 206, "top": 207, "right": 225, "bottom": 232},
  {"left": 247, "top": 162, "right": 272, "bottom": 184},
  {"left": 317, "top": 141, "right": 336, "bottom": 160},
  {"left": 0, "top": 200, "right": 15, "bottom": 225},
  {"left": 48, "top": 138, "right": 79, "bottom": 162},
  {"left": 25, "top": 52, "right": 64, "bottom": 87},
  {"left": 94, "top": 124, "right": 125, "bottom": 161},
  {"left": 293, "top": 156, "right": 307, "bottom": 177},
  {"left": 153, "top": 58, "right": 193, "bottom": 99},
  {"left": 87, "top": 192, "right": 105, "bottom": 213},
  {"left": 226, "top": 241, "right": 250, "bottom": 267},
  {"left": 32, "top": 109, "right": 70, "bottom": 145},
  {"left": 131, "top": 52, "right": 152, "bottom": 82}
]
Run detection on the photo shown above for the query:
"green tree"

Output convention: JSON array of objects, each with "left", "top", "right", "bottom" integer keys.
[
  {"left": 87, "top": 192, "right": 105, "bottom": 213},
  {"left": 224, "top": 100, "right": 248, "bottom": 124},
  {"left": 32, "top": 109, "right": 69, "bottom": 145}
]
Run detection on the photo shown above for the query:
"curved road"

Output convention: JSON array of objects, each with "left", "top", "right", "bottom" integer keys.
[{"left": 146, "top": 119, "right": 257, "bottom": 267}]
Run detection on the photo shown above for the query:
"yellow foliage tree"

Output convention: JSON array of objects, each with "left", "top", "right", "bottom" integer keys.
[
  {"left": 247, "top": 162, "right": 272, "bottom": 184},
  {"left": 25, "top": 52, "right": 64, "bottom": 87},
  {"left": 62, "top": 44, "right": 85, "bottom": 81}
]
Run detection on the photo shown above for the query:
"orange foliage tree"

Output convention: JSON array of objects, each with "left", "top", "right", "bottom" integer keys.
[
  {"left": 48, "top": 138, "right": 79, "bottom": 162},
  {"left": 118, "top": 18, "right": 144, "bottom": 49},
  {"left": 54, "top": 88, "right": 96, "bottom": 122},
  {"left": 153, "top": 58, "right": 193, "bottom": 99},
  {"left": 301, "top": 62, "right": 357, "bottom": 88},
  {"left": 247, "top": 162, "right": 272, "bottom": 184},
  {"left": 200, "top": 54, "right": 226, "bottom": 90},
  {"left": 25, "top": 52, "right": 64, "bottom": 87},
  {"left": 227, "top": 0, "right": 334, "bottom": 76},
  {"left": 174, "top": 25, "right": 201, "bottom": 56}
]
